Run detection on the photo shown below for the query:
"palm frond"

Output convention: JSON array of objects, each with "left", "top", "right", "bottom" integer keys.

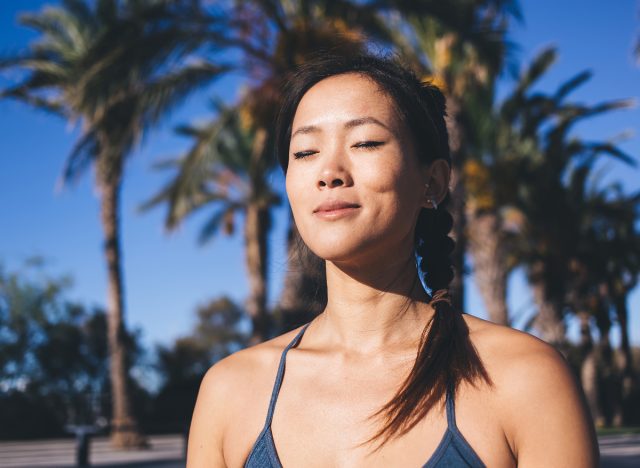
[
  {"left": 553, "top": 70, "right": 592, "bottom": 102},
  {"left": 316, "top": 0, "right": 395, "bottom": 45},
  {"left": 253, "top": 0, "right": 289, "bottom": 33},
  {"left": 577, "top": 141, "right": 637, "bottom": 166},
  {"left": 1, "top": 84, "right": 66, "bottom": 116},
  {"left": 138, "top": 61, "right": 232, "bottom": 127},
  {"left": 58, "top": 129, "right": 99, "bottom": 188},
  {"left": 20, "top": 5, "right": 92, "bottom": 55},
  {"left": 198, "top": 202, "right": 245, "bottom": 245},
  {"left": 500, "top": 46, "right": 557, "bottom": 121}
]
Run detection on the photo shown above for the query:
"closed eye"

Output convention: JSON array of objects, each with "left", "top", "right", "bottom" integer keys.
[
  {"left": 353, "top": 141, "right": 385, "bottom": 150},
  {"left": 293, "top": 141, "right": 385, "bottom": 159},
  {"left": 293, "top": 150, "right": 316, "bottom": 159}
]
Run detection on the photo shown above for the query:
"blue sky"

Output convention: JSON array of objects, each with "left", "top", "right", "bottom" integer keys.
[{"left": 1, "top": 0, "right": 639, "bottom": 349}]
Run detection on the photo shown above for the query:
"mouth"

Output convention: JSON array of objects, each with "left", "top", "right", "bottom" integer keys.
[{"left": 313, "top": 200, "right": 361, "bottom": 219}]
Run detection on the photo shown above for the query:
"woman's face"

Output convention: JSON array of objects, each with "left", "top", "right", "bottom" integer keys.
[{"left": 285, "top": 73, "right": 430, "bottom": 266}]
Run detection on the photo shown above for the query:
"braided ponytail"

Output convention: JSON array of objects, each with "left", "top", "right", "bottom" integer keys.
[{"left": 416, "top": 203, "right": 455, "bottom": 293}]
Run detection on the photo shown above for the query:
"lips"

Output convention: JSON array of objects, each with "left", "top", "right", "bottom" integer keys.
[
  {"left": 313, "top": 200, "right": 361, "bottom": 213},
  {"left": 312, "top": 200, "right": 361, "bottom": 220}
]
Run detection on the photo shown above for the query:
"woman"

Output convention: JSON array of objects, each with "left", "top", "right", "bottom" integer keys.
[{"left": 187, "top": 53, "right": 598, "bottom": 467}]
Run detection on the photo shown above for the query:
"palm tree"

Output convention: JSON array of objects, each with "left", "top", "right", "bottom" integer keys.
[
  {"left": 463, "top": 158, "right": 521, "bottom": 325},
  {"left": 464, "top": 47, "right": 587, "bottom": 326},
  {"left": 377, "top": 0, "right": 522, "bottom": 311},
  {"left": 602, "top": 189, "right": 640, "bottom": 400},
  {"left": 0, "top": 0, "right": 228, "bottom": 447},
  {"left": 504, "top": 53, "right": 635, "bottom": 348},
  {"left": 567, "top": 181, "right": 640, "bottom": 425},
  {"left": 140, "top": 99, "right": 280, "bottom": 344},
  {"left": 605, "top": 201, "right": 640, "bottom": 425},
  {"left": 462, "top": 46, "right": 635, "bottom": 345}
]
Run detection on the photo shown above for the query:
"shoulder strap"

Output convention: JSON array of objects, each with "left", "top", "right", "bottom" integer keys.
[
  {"left": 443, "top": 382, "right": 486, "bottom": 466},
  {"left": 263, "top": 322, "right": 311, "bottom": 427},
  {"left": 445, "top": 382, "right": 457, "bottom": 430}
]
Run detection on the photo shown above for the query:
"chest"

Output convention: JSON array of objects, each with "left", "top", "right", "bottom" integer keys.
[
  {"left": 270, "top": 383, "right": 449, "bottom": 468},
  {"left": 226, "top": 357, "right": 514, "bottom": 468}
]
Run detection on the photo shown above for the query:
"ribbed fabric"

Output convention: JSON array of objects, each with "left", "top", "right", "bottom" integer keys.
[{"left": 244, "top": 322, "right": 485, "bottom": 468}]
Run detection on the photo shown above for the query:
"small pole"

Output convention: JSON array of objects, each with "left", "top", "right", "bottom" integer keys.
[
  {"left": 66, "top": 425, "right": 96, "bottom": 467},
  {"left": 76, "top": 428, "right": 90, "bottom": 467}
]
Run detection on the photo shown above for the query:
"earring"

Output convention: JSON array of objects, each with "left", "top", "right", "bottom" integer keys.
[{"left": 425, "top": 183, "right": 437, "bottom": 209}]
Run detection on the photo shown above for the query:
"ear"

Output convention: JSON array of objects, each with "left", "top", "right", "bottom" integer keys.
[{"left": 421, "top": 159, "right": 450, "bottom": 208}]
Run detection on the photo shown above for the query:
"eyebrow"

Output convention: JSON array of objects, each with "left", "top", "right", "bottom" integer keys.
[{"left": 291, "top": 116, "right": 391, "bottom": 139}]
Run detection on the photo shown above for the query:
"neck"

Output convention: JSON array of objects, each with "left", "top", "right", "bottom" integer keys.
[{"left": 314, "top": 245, "right": 434, "bottom": 356}]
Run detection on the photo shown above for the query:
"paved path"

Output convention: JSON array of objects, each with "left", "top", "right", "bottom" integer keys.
[
  {"left": 600, "top": 433, "right": 640, "bottom": 468},
  {"left": 0, "top": 433, "right": 638, "bottom": 467},
  {"left": 0, "top": 435, "right": 185, "bottom": 467}
]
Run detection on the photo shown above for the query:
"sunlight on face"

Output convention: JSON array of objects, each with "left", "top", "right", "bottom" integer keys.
[{"left": 285, "top": 73, "right": 427, "bottom": 267}]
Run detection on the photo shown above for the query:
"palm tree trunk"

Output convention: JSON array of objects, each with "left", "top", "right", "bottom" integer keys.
[
  {"left": 245, "top": 201, "right": 269, "bottom": 344},
  {"left": 594, "top": 298, "right": 623, "bottom": 427},
  {"left": 578, "top": 311, "right": 602, "bottom": 426},
  {"left": 444, "top": 96, "right": 466, "bottom": 313},
  {"left": 99, "top": 175, "right": 146, "bottom": 448},
  {"left": 613, "top": 294, "right": 634, "bottom": 383},
  {"left": 530, "top": 262, "right": 566, "bottom": 349},
  {"left": 467, "top": 212, "right": 509, "bottom": 325},
  {"left": 614, "top": 292, "right": 636, "bottom": 426},
  {"left": 245, "top": 127, "right": 271, "bottom": 345}
]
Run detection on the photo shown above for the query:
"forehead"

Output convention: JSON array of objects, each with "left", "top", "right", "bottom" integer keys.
[{"left": 291, "top": 73, "right": 402, "bottom": 129}]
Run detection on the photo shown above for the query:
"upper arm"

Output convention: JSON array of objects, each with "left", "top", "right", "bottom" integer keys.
[
  {"left": 187, "top": 359, "right": 233, "bottom": 468},
  {"left": 501, "top": 341, "right": 599, "bottom": 467}
]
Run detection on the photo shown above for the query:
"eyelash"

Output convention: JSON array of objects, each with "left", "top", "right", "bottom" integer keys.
[{"left": 293, "top": 141, "right": 385, "bottom": 159}]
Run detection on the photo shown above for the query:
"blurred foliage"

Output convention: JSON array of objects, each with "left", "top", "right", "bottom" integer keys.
[
  {"left": 565, "top": 345, "right": 640, "bottom": 426},
  {"left": 0, "top": 261, "right": 110, "bottom": 438},
  {"left": 140, "top": 98, "right": 280, "bottom": 247},
  {"left": 149, "top": 296, "right": 248, "bottom": 432},
  {"left": 0, "top": 259, "right": 248, "bottom": 439}
]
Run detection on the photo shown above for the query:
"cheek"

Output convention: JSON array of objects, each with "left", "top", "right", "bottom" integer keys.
[
  {"left": 359, "top": 157, "right": 423, "bottom": 212},
  {"left": 285, "top": 168, "right": 310, "bottom": 219}
]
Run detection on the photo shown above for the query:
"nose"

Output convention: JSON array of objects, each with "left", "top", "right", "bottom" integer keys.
[
  {"left": 318, "top": 173, "right": 347, "bottom": 188},
  {"left": 317, "top": 151, "right": 353, "bottom": 189}
]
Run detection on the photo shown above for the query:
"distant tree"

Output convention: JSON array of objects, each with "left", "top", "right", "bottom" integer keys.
[
  {"left": 151, "top": 296, "right": 248, "bottom": 431},
  {"left": 464, "top": 47, "right": 635, "bottom": 342},
  {"left": 0, "top": 0, "right": 228, "bottom": 447},
  {"left": 565, "top": 182, "right": 640, "bottom": 426},
  {"left": 0, "top": 260, "right": 144, "bottom": 439},
  {"left": 512, "top": 77, "right": 634, "bottom": 349},
  {"left": 464, "top": 47, "right": 589, "bottom": 326}
]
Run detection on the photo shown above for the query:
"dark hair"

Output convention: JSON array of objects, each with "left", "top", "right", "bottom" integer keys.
[{"left": 274, "top": 52, "right": 492, "bottom": 448}]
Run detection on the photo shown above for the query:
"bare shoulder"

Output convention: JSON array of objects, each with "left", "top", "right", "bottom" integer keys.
[
  {"left": 186, "top": 327, "right": 305, "bottom": 467},
  {"left": 463, "top": 315, "right": 599, "bottom": 467},
  {"left": 462, "top": 314, "right": 566, "bottom": 378}
]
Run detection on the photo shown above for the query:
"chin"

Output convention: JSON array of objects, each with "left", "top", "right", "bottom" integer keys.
[
  {"left": 304, "top": 240, "right": 362, "bottom": 263},
  {"left": 303, "top": 232, "right": 388, "bottom": 266}
]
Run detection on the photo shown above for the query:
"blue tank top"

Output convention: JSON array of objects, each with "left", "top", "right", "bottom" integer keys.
[{"left": 244, "top": 322, "right": 485, "bottom": 467}]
